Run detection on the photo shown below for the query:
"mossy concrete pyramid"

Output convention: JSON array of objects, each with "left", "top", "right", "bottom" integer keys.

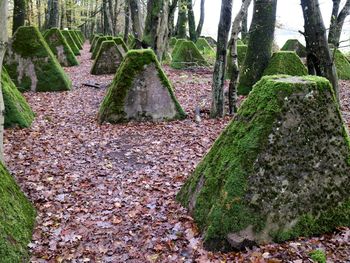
[
  {"left": 4, "top": 26, "right": 71, "bottom": 92},
  {"left": 98, "top": 50, "right": 186, "bottom": 123},
  {"left": 113, "top": 37, "right": 128, "bottom": 54},
  {"left": 196, "top": 38, "right": 215, "bottom": 53},
  {"left": 91, "top": 41, "right": 124, "bottom": 75},
  {"left": 171, "top": 39, "right": 186, "bottom": 58},
  {"left": 178, "top": 75, "right": 350, "bottom": 251},
  {"left": 92, "top": 37, "right": 108, "bottom": 59},
  {"left": 44, "top": 28, "right": 79, "bottom": 67},
  {"left": 74, "top": 30, "right": 85, "bottom": 43},
  {"left": 61, "top": 30, "right": 80, "bottom": 56},
  {"left": 281, "top": 39, "right": 307, "bottom": 58},
  {"left": 263, "top": 51, "right": 307, "bottom": 76},
  {"left": 68, "top": 30, "right": 83, "bottom": 50},
  {"left": 90, "top": 35, "right": 100, "bottom": 52},
  {"left": 1, "top": 68, "right": 35, "bottom": 128},
  {"left": 332, "top": 49, "right": 350, "bottom": 80},
  {"left": 171, "top": 41, "right": 208, "bottom": 69},
  {"left": 0, "top": 162, "right": 36, "bottom": 261},
  {"left": 170, "top": 37, "right": 177, "bottom": 48}
]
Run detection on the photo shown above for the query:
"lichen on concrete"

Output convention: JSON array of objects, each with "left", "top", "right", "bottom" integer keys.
[
  {"left": 178, "top": 75, "right": 350, "bottom": 251},
  {"left": 171, "top": 40, "right": 209, "bottom": 69},
  {"left": 263, "top": 51, "right": 307, "bottom": 76}
]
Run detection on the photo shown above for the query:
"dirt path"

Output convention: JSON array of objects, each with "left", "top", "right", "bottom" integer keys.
[{"left": 4, "top": 44, "right": 350, "bottom": 262}]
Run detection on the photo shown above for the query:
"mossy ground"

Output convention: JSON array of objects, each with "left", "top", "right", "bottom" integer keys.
[
  {"left": 263, "top": 51, "right": 307, "bottom": 76},
  {"left": 61, "top": 30, "right": 80, "bottom": 56},
  {"left": 4, "top": 26, "right": 72, "bottom": 92},
  {"left": 98, "top": 49, "right": 186, "bottom": 123},
  {"left": 171, "top": 41, "right": 209, "bottom": 69},
  {"left": 177, "top": 75, "right": 350, "bottom": 251},
  {"left": 1, "top": 67, "right": 35, "bottom": 128},
  {"left": 331, "top": 49, "right": 350, "bottom": 80},
  {"left": 0, "top": 161, "right": 36, "bottom": 262},
  {"left": 92, "top": 37, "right": 108, "bottom": 60},
  {"left": 44, "top": 28, "right": 79, "bottom": 67},
  {"left": 281, "top": 39, "right": 307, "bottom": 58}
]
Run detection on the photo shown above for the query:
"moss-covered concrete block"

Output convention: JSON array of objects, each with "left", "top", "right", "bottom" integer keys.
[
  {"left": 113, "top": 37, "right": 128, "bottom": 54},
  {"left": 4, "top": 26, "right": 72, "bottom": 92},
  {"left": 281, "top": 39, "right": 307, "bottom": 58},
  {"left": 203, "top": 36, "right": 217, "bottom": 47},
  {"left": 61, "top": 30, "right": 80, "bottom": 56},
  {"left": 0, "top": 161, "right": 36, "bottom": 261},
  {"left": 68, "top": 30, "right": 83, "bottom": 50},
  {"left": 91, "top": 41, "right": 124, "bottom": 75},
  {"left": 89, "top": 35, "right": 99, "bottom": 52},
  {"left": 171, "top": 40, "right": 209, "bottom": 69},
  {"left": 1, "top": 67, "right": 35, "bottom": 128},
  {"left": 44, "top": 28, "right": 79, "bottom": 67},
  {"left": 196, "top": 38, "right": 215, "bottom": 54},
  {"left": 74, "top": 30, "right": 85, "bottom": 43},
  {"left": 92, "top": 37, "right": 108, "bottom": 60},
  {"left": 263, "top": 51, "right": 307, "bottom": 76},
  {"left": 331, "top": 49, "right": 350, "bottom": 80},
  {"left": 170, "top": 37, "right": 177, "bottom": 48},
  {"left": 178, "top": 75, "right": 350, "bottom": 251},
  {"left": 98, "top": 49, "right": 186, "bottom": 123},
  {"left": 171, "top": 39, "right": 186, "bottom": 58}
]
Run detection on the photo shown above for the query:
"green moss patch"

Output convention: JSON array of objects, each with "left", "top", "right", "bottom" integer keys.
[
  {"left": 331, "top": 49, "right": 350, "bottom": 80},
  {"left": 263, "top": 51, "right": 307, "bottom": 76},
  {"left": 281, "top": 39, "right": 307, "bottom": 58},
  {"left": 61, "top": 30, "right": 80, "bottom": 56},
  {"left": 44, "top": 28, "right": 79, "bottom": 67},
  {"left": 92, "top": 37, "right": 108, "bottom": 60},
  {"left": 91, "top": 41, "right": 124, "bottom": 75},
  {"left": 98, "top": 49, "right": 186, "bottom": 123},
  {"left": 178, "top": 75, "right": 350, "bottom": 251},
  {"left": 1, "top": 67, "right": 35, "bottom": 128},
  {"left": 171, "top": 40, "right": 209, "bottom": 69},
  {"left": 0, "top": 161, "right": 36, "bottom": 262},
  {"left": 4, "top": 26, "right": 71, "bottom": 92}
]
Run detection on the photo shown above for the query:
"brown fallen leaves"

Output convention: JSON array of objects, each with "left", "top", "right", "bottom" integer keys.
[{"left": 4, "top": 44, "right": 350, "bottom": 262}]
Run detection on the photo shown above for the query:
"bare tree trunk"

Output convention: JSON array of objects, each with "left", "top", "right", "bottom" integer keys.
[
  {"left": 129, "top": 0, "right": 143, "bottom": 40},
  {"left": 168, "top": 0, "right": 178, "bottom": 37},
  {"left": 241, "top": 0, "right": 250, "bottom": 42},
  {"left": 187, "top": 0, "right": 197, "bottom": 42},
  {"left": 0, "top": 0, "right": 7, "bottom": 161},
  {"left": 301, "top": 0, "right": 339, "bottom": 98},
  {"left": 46, "top": 0, "right": 59, "bottom": 29},
  {"left": 196, "top": 0, "right": 205, "bottom": 37},
  {"left": 13, "top": 0, "right": 26, "bottom": 34},
  {"left": 107, "top": 0, "right": 115, "bottom": 35},
  {"left": 124, "top": 1, "right": 130, "bottom": 43},
  {"left": 177, "top": 0, "right": 187, "bottom": 38},
  {"left": 37, "top": 0, "right": 42, "bottom": 29},
  {"left": 210, "top": 0, "right": 233, "bottom": 118},
  {"left": 328, "top": 0, "right": 350, "bottom": 47},
  {"left": 227, "top": 0, "right": 252, "bottom": 114}
]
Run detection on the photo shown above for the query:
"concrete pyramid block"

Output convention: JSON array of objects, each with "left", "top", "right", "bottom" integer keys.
[
  {"left": 113, "top": 37, "right": 128, "bottom": 54},
  {"left": 90, "top": 35, "right": 99, "bottom": 52},
  {"left": 171, "top": 40, "right": 208, "bottom": 69},
  {"left": 4, "top": 26, "right": 71, "bottom": 92},
  {"left": 98, "top": 49, "right": 186, "bottom": 123},
  {"left": 331, "top": 49, "right": 350, "bottom": 80},
  {"left": 92, "top": 37, "right": 108, "bottom": 60},
  {"left": 263, "top": 51, "right": 307, "bottom": 76},
  {"left": 178, "top": 75, "right": 350, "bottom": 251},
  {"left": 68, "top": 30, "right": 83, "bottom": 50},
  {"left": 44, "top": 28, "right": 79, "bottom": 67},
  {"left": 281, "top": 39, "right": 307, "bottom": 58},
  {"left": 61, "top": 30, "right": 80, "bottom": 56},
  {"left": 196, "top": 38, "right": 215, "bottom": 54}
]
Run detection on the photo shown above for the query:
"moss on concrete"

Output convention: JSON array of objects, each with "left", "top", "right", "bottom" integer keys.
[
  {"left": 92, "top": 37, "right": 108, "bottom": 60},
  {"left": 281, "top": 39, "right": 307, "bottom": 58},
  {"left": 0, "top": 161, "right": 36, "bottom": 262},
  {"left": 4, "top": 26, "right": 71, "bottom": 92},
  {"left": 263, "top": 51, "right": 307, "bottom": 76},
  {"left": 44, "top": 28, "right": 79, "bottom": 67},
  {"left": 177, "top": 75, "right": 350, "bottom": 251},
  {"left": 91, "top": 41, "right": 124, "bottom": 75},
  {"left": 113, "top": 37, "right": 128, "bottom": 53},
  {"left": 331, "top": 49, "right": 350, "bottom": 80},
  {"left": 68, "top": 30, "right": 83, "bottom": 50},
  {"left": 196, "top": 38, "right": 215, "bottom": 53},
  {"left": 61, "top": 30, "right": 80, "bottom": 56},
  {"left": 171, "top": 40, "right": 208, "bottom": 69},
  {"left": 98, "top": 49, "right": 186, "bottom": 123},
  {"left": 171, "top": 39, "right": 186, "bottom": 58},
  {"left": 74, "top": 30, "right": 85, "bottom": 43}
]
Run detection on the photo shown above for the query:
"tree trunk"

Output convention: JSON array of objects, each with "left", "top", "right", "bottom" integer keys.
[
  {"left": 177, "top": 0, "right": 187, "bottom": 38},
  {"left": 328, "top": 0, "right": 350, "bottom": 47},
  {"left": 46, "top": 0, "right": 59, "bottom": 29},
  {"left": 0, "top": 0, "right": 7, "bottom": 161},
  {"left": 241, "top": 0, "right": 250, "bottom": 42},
  {"left": 143, "top": 0, "right": 170, "bottom": 60},
  {"left": 227, "top": 0, "right": 252, "bottom": 114},
  {"left": 124, "top": 1, "right": 130, "bottom": 43},
  {"left": 210, "top": 0, "right": 233, "bottom": 118},
  {"left": 13, "top": 0, "right": 26, "bottom": 34},
  {"left": 168, "top": 0, "right": 178, "bottom": 37},
  {"left": 196, "top": 0, "right": 205, "bottom": 37},
  {"left": 37, "top": 0, "right": 42, "bottom": 29},
  {"left": 301, "top": 0, "right": 339, "bottom": 98},
  {"left": 129, "top": 0, "right": 143, "bottom": 40},
  {"left": 107, "top": 0, "right": 115, "bottom": 35},
  {"left": 187, "top": 0, "right": 197, "bottom": 42},
  {"left": 66, "top": 0, "right": 73, "bottom": 28},
  {"left": 238, "top": 0, "right": 277, "bottom": 95}
]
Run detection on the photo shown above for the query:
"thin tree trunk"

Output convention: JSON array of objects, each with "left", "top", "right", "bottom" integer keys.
[
  {"left": 187, "top": 0, "right": 197, "bottom": 42},
  {"left": 13, "top": 0, "right": 26, "bottom": 34},
  {"left": 47, "top": 0, "right": 59, "bottom": 28},
  {"left": 37, "top": 0, "right": 42, "bottom": 29},
  {"left": 0, "top": 0, "right": 7, "bottom": 161},
  {"left": 301, "top": 0, "right": 339, "bottom": 98},
  {"left": 177, "top": 0, "right": 187, "bottom": 38},
  {"left": 227, "top": 0, "right": 252, "bottom": 114},
  {"left": 328, "top": 0, "right": 350, "bottom": 46},
  {"left": 168, "top": 0, "right": 178, "bottom": 37},
  {"left": 196, "top": 0, "right": 205, "bottom": 37},
  {"left": 124, "top": 1, "right": 130, "bottom": 43},
  {"left": 107, "top": 0, "right": 115, "bottom": 35},
  {"left": 241, "top": 0, "right": 249, "bottom": 42},
  {"left": 210, "top": 0, "right": 233, "bottom": 118},
  {"left": 129, "top": 0, "right": 143, "bottom": 40}
]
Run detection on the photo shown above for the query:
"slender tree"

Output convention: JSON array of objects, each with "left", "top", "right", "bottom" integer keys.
[
  {"left": 187, "top": 0, "right": 197, "bottom": 42},
  {"left": 238, "top": 0, "right": 277, "bottom": 95},
  {"left": 124, "top": 1, "right": 130, "bottom": 43},
  {"left": 328, "top": 0, "right": 350, "bottom": 47},
  {"left": 168, "top": 0, "right": 178, "bottom": 36},
  {"left": 210, "top": 0, "right": 233, "bottom": 118},
  {"left": 129, "top": 0, "right": 143, "bottom": 40},
  {"left": 0, "top": 0, "right": 7, "bottom": 160},
  {"left": 46, "top": 0, "right": 59, "bottom": 29},
  {"left": 196, "top": 0, "right": 205, "bottom": 37},
  {"left": 301, "top": 0, "right": 339, "bottom": 98},
  {"left": 13, "top": 0, "right": 26, "bottom": 34},
  {"left": 177, "top": 0, "right": 187, "bottom": 38}
]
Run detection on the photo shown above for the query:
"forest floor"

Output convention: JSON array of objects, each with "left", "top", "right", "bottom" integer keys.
[{"left": 4, "top": 43, "right": 350, "bottom": 262}]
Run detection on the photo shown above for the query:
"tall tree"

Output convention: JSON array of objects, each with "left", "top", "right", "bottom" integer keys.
[
  {"left": 124, "top": 1, "right": 130, "bottom": 43},
  {"left": 210, "top": 0, "right": 233, "bottom": 118},
  {"left": 196, "top": 0, "right": 205, "bottom": 37},
  {"left": 129, "top": 0, "right": 143, "bottom": 40},
  {"left": 13, "top": 0, "right": 26, "bottom": 34},
  {"left": 176, "top": 0, "right": 187, "bottom": 38},
  {"left": 301, "top": 0, "right": 339, "bottom": 97},
  {"left": 328, "top": 0, "right": 350, "bottom": 47},
  {"left": 187, "top": 0, "right": 197, "bottom": 42},
  {"left": 168, "top": 0, "right": 178, "bottom": 36},
  {"left": 238, "top": 0, "right": 277, "bottom": 95},
  {"left": 0, "top": 0, "right": 7, "bottom": 160},
  {"left": 143, "top": 0, "right": 170, "bottom": 60},
  {"left": 46, "top": 0, "right": 59, "bottom": 29}
]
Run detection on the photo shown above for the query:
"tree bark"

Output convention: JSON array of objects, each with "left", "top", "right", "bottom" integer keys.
[
  {"left": 301, "top": 0, "right": 339, "bottom": 98},
  {"left": 13, "top": 0, "right": 26, "bottom": 34},
  {"left": 328, "top": 0, "right": 350, "bottom": 47},
  {"left": 196, "top": 0, "right": 205, "bottom": 37},
  {"left": 187, "top": 0, "right": 197, "bottom": 42},
  {"left": 129, "top": 0, "right": 143, "bottom": 40},
  {"left": 210, "top": 0, "right": 233, "bottom": 118},
  {"left": 238, "top": 0, "right": 277, "bottom": 95},
  {"left": 177, "top": 0, "right": 187, "bottom": 38},
  {"left": 46, "top": 0, "right": 59, "bottom": 29},
  {"left": 241, "top": 0, "right": 250, "bottom": 42},
  {"left": 0, "top": 0, "right": 7, "bottom": 160},
  {"left": 124, "top": 1, "right": 130, "bottom": 43},
  {"left": 168, "top": 0, "right": 178, "bottom": 36}
]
